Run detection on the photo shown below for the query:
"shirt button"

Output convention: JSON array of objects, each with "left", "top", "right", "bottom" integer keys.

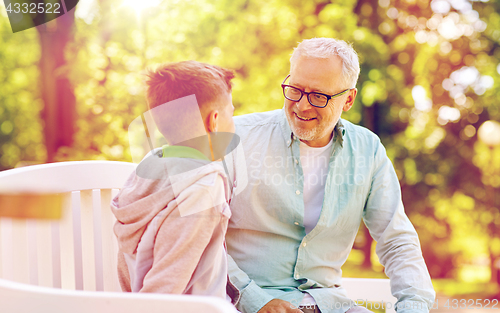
[
  {"left": 287, "top": 141, "right": 291, "bottom": 145},
  {"left": 294, "top": 273, "right": 299, "bottom": 279},
  {"left": 295, "top": 159, "right": 298, "bottom": 164},
  {"left": 296, "top": 190, "right": 301, "bottom": 195},
  {"left": 302, "top": 242, "right": 307, "bottom": 247},
  {"left": 294, "top": 222, "right": 299, "bottom": 225}
]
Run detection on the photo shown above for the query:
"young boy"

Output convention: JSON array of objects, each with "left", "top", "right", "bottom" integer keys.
[{"left": 111, "top": 61, "right": 238, "bottom": 301}]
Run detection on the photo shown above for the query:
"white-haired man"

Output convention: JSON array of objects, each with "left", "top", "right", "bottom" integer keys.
[{"left": 226, "top": 38, "right": 436, "bottom": 313}]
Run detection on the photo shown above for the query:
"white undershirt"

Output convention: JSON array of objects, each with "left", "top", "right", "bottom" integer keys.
[
  {"left": 299, "top": 137, "right": 333, "bottom": 306},
  {"left": 299, "top": 137, "right": 333, "bottom": 234}
]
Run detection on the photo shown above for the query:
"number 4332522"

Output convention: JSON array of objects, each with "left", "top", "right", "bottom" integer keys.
[{"left": 5, "top": 2, "right": 61, "bottom": 14}]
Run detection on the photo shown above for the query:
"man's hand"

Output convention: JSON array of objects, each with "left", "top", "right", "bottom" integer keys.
[{"left": 257, "top": 299, "right": 304, "bottom": 313}]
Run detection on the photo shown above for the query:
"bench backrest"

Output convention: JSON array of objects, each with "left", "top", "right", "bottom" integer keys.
[{"left": 0, "top": 161, "right": 136, "bottom": 291}]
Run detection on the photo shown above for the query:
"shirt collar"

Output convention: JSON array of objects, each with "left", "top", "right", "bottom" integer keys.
[
  {"left": 279, "top": 108, "right": 294, "bottom": 147},
  {"left": 279, "top": 107, "right": 346, "bottom": 148}
]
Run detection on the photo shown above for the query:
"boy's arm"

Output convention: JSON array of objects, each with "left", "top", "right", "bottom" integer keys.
[
  {"left": 117, "top": 252, "right": 132, "bottom": 292},
  {"left": 140, "top": 175, "right": 227, "bottom": 294}
]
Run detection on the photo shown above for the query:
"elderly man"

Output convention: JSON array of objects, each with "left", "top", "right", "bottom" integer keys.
[{"left": 226, "top": 38, "right": 435, "bottom": 313}]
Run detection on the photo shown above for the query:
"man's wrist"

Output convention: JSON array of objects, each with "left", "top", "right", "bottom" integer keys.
[{"left": 236, "top": 280, "right": 275, "bottom": 313}]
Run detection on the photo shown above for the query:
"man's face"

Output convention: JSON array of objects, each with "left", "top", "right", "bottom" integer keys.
[{"left": 284, "top": 55, "right": 357, "bottom": 147}]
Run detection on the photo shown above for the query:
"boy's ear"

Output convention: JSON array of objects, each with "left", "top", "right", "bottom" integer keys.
[{"left": 207, "top": 110, "right": 219, "bottom": 133}]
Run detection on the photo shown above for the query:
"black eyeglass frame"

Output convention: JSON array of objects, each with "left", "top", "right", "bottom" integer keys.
[{"left": 281, "top": 74, "right": 351, "bottom": 108}]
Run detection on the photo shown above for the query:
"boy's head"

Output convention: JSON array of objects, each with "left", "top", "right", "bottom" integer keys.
[{"left": 145, "top": 61, "right": 235, "bottom": 145}]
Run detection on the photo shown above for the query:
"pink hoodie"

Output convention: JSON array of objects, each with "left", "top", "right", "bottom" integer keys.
[{"left": 111, "top": 156, "right": 232, "bottom": 298}]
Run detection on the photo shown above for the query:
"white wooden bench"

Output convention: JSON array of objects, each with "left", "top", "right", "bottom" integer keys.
[
  {"left": 0, "top": 278, "right": 235, "bottom": 313},
  {"left": 0, "top": 161, "right": 395, "bottom": 313},
  {"left": 342, "top": 278, "right": 396, "bottom": 313}
]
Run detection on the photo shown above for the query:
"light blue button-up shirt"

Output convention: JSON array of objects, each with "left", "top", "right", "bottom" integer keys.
[{"left": 226, "top": 109, "right": 435, "bottom": 313}]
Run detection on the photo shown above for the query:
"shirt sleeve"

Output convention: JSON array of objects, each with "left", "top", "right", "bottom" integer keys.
[
  {"left": 363, "top": 139, "right": 436, "bottom": 313},
  {"left": 227, "top": 253, "right": 275, "bottom": 313}
]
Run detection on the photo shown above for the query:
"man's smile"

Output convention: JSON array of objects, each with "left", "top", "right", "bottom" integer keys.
[{"left": 295, "top": 112, "right": 316, "bottom": 121}]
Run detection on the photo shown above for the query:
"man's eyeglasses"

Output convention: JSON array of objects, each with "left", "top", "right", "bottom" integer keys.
[{"left": 281, "top": 75, "right": 351, "bottom": 108}]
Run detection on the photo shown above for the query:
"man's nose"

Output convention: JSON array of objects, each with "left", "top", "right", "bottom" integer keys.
[{"left": 296, "top": 95, "right": 313, "bottom": 111}]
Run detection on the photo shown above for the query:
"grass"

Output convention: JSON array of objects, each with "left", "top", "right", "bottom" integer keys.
[
  {"left": 342, "top": 254, "right": 499, "bottom": 299},
  {"left": 342, "top": 248, "right": 500, "bottom": 302},
  {"left": 432, "top": 279, "right": 499, "bottom": 299}
]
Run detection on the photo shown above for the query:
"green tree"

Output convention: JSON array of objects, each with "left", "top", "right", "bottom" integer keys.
[{"left": 0, "top": 7, "right": 45, "bottom": 170}]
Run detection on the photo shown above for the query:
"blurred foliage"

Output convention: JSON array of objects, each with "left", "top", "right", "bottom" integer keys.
[
  {"left": 0, "top": 11, "right": 45, "bottom": 167},
  {"left": 432, "top": 279, "right": 499, "bottom": 298},
  {"left": 1, "top": 0, "right": 500, "bottom": 293}
]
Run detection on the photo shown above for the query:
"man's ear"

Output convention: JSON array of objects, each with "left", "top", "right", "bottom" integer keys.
[
  {"left": 207, "top": 110, "right": 219, "bottom": 133},
  {"left": 342, "top": 88, "right": 357, "bottom": 112}
]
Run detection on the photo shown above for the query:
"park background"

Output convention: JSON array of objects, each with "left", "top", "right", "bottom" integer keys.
[{"left": 1, "top": 0, "right": 500, "bottom": 302}]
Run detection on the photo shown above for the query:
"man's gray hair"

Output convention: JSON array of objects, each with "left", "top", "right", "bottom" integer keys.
[{"left": 290, "top": 38, "right": 360, "bottom": 89}]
